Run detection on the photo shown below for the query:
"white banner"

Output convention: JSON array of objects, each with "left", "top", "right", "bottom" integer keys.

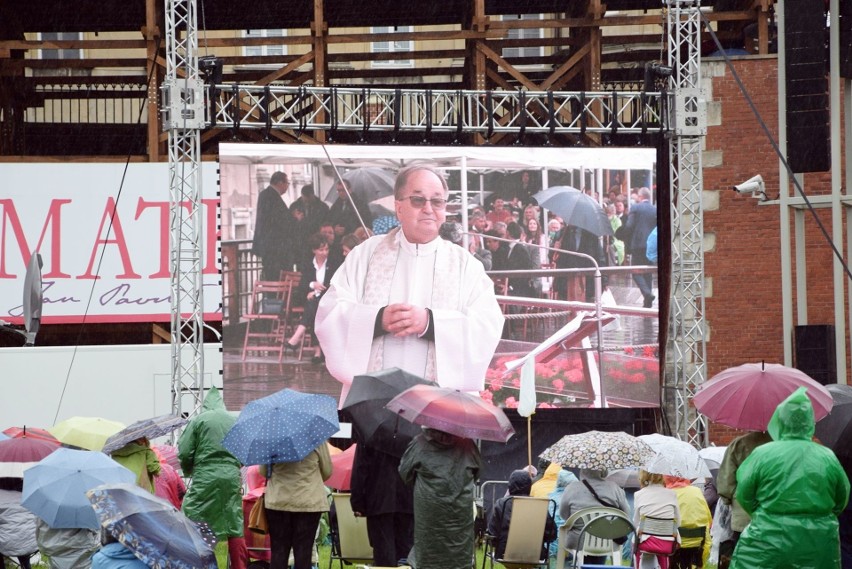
[{"left": 0, "top": 162, "right": 221, "bottom": 323}]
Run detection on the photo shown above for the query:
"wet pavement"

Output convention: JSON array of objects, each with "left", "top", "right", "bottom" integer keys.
[{"left": 222, "top": 273, "right": 660, "bottom": 411}]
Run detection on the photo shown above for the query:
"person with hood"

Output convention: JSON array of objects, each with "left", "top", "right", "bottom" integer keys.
[
  {"left": 716, "top": 429, "right": 771, "bottom": 568},
  {"left": 35, "top": 519, "right": 99, "bottom": 569},
  {"left": 559, "top": 468, "right": 629, "bottom": 563},
  {"left": 664, "top": 475, "right": 712, "bottom": 568},
  {"left": 109, "top": 437, "right": 160, "bottom": 493},
  {"left": 530, "top": 461, "right": 563, "bottom": 498},
  {"left": 487, "top": 469, "right": 557, "bottom": 560},
  {"left": 547, "top": 469, "right": 577, "bottom": 559},
  {"left": 178, "top": 387, "right": 248, "bottom": 569},
  {"left": 730, "top": 387, "right": 850, "bottom": 569},
  {"left": 399, "top": 428, "right": 481, "bottom": 569},
  {"left": 91, "top": 532, "right": 148, "bottom": 569}
]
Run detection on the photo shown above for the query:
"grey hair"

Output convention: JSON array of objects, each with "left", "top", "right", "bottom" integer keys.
[{"left": 394, "top": 165, "right": 449, "bottom": 199}]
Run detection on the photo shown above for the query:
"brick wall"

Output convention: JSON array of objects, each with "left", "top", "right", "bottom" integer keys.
[{"left": 700, "top": 56, "right": 847, "bottom": 445}]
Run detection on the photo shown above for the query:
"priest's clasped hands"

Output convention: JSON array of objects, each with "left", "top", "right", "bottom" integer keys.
[{"left": 381, "top": 303, "right": 430, "bottom": 337}]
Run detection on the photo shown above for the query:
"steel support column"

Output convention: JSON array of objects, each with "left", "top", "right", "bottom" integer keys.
[
  {"left": 665, "top": 0, "right": 708, "bottom": 447},
  {"left": 163, "top": 0, "right": 206, "bottom": 419}
]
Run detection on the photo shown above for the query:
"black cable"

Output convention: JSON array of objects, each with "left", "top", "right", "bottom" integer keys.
[
  {"left": 700, "top": 12, "right": 852, "bottom": 282},
  {"left": 53, "top": 36, "right": 164, "bottom": 424}
]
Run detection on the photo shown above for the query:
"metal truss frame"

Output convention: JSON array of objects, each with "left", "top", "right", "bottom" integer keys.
[
  {"left": 164, "top": 0, "right": 708, "bottom": 444},
  {"left": 666, "top": 0, "right": 708, "bottom": 447},
  {"left": 211, "top": 86, "right": 666, "bottom": 135},
  {"left": 163, "top": 0, "right": 207, "bottom": 420}
]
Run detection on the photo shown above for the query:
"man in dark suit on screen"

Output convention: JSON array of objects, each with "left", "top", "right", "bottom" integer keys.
[{"left": 251, "top": 171, "right": 293, "bottom": 281}]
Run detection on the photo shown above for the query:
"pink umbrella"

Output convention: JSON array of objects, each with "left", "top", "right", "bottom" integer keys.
[
  {"left": 325, "top": 444, "right": 356, "bottom": 491},
  {"left": 386, "top": 385, "right": 515, "bottom": 443},
  {"left": 693, "top": 362, "right": 833, "bottom": 432},
  {"left": 3, "top": 426, "right": 60, "bottom": 445},
  {"left": 0, "top": 436, "right": 59, "bottom": 477}
]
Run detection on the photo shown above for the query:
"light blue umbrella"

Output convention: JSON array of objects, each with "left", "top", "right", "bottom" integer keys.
[
  {"left": 22, "top": 448, "right": 136, "bottom": 529},
  {"left": 0, "top": 433, "right": 9, "bottom": 441},
  {"left": 223, "top": 388, "right": 339, "bottom": 465}
]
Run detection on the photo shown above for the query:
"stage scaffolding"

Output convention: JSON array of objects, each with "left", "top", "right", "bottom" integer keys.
[{"left": 164, "top": 0, "right": 708, "bottom": 444}]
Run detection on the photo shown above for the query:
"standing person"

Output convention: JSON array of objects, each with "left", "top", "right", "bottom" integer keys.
[
  {"left": 327, "top": 179, "right": 373, "bottom": 236},
  {"left": 315, "top": 165, "right": 504, "bottom": 402},
  {"left": 505, "top": 222, "right": 538, "bottom": 299},
  {"left": 252, "top": 171, "right": 293, "bottom": 281},
  {"left": 109, "top": 437, "right": 160, "bottom": 493},
  {"left": 261, "top": 441, "right": 332, "bottom": 569},
  {"left": 730, "top": 388, "right": 850, "bottom": 569},
  {"left": 617, "top": 187, "right": 657, "bottom": 308},
  {"left": 178, "top": 387, "right": 247, "bottom": 569},
  {"left": 716, "top": 430, "right": 771, "bottom": 568},
  {"left": 350, "top": 437, "right": 414, "bottom": 567},
  {"left": 399, "top": 428, "right": 481, "bottom": 569},
  {"left": 284, "top": 232, "right": 340, "bottom": 363},
  {"left": 552, "top": 225, "right": 605, "bottom": 304},
  {"left": 292, "top": 183, "right": 330, "bottom": 234}
]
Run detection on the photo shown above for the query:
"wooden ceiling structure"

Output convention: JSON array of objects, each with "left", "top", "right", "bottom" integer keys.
[{"left": 0, "top": 0, "right": 773, "bottom": 158}]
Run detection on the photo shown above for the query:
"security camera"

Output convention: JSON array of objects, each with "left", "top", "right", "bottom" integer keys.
[{"left": 732, "top": 175, "right": 765, "bottom": 198}]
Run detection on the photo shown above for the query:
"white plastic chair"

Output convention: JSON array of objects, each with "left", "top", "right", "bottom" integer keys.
[{"left": 555, "top": 506, "right": 633, "bottom": 568}]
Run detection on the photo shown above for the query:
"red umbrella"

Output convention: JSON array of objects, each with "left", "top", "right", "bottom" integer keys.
[
  {"left": 386, "top": 385, "right": 515, "bottom": 443},
  {"left": 3, "top": 426, "right": 60, "bottom": 444},
  {"left": 0, "top": 436, "right": 60, "bottom": 477},
  {"left": 693, "top": 362, "right": 834, "bottom": 432},
  {"left": 325, "top": 444, "right": 356, "bottom": 491}
]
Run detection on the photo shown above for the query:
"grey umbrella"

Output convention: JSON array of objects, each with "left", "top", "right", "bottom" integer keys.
[
  {"left": 532, "top": 186, "right": 613, "bottom": 237},
  {"left": 814, "top": 383, "right": 852, "bottom": 464},
  {"left": 101, "top": 415, "right": 188, "bottom": 454}
]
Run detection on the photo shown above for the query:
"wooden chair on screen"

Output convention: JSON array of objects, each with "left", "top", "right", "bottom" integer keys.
[
  {"left": 279, "top": 270, "right": 311, "bottom": 359},
  {"left": 241, "top": 280, "right": 290, "bottom": 362}
]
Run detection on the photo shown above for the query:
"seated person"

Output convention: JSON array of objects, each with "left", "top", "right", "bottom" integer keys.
[
  {"left": 559, "top": 468, "right": 630, "bottom": 564},
  {"left": 487, "top": 469, "right": 556, "bottom": 560}
]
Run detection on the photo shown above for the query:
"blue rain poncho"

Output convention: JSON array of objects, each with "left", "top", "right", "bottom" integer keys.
[{"left": 730, "top": 387, "right": 850, "bottom": 569}]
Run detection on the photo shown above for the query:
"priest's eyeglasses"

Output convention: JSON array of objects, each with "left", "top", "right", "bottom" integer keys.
[{"left": 398, "top": 195, "right": 448, "bottom": 210}]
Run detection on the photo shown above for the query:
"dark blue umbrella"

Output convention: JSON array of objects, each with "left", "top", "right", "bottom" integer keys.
[
  {"left": 532, "top": 186, "right": 613, "bottom": 237},
  {"left": 223, "top": 388, "right": 339, "bottom": 465},
  {"left": 87, "top": 482, "right": 217, "bottom": 569}
]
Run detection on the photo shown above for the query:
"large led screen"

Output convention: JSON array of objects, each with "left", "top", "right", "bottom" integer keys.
[{"left": 219, "top": 143, "right": 659, "bottom": 409}]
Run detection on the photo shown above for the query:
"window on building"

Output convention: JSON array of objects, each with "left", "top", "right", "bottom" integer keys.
[
  {"left": 40, "top": 32, "right": 83, "bottom": 60},
  {"left": 502, "top": 15, "right": 544, "bottom": 59},
  {"left": 243, "top": 29, "right": 287, "bottom": 57},
  {"left": 371, "top": 26, "right": 414, "bottom": 68}
]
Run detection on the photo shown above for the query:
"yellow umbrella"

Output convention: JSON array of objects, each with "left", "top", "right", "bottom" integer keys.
[{"left": 49, "top": 417, "right": 125, "bottom": 451}]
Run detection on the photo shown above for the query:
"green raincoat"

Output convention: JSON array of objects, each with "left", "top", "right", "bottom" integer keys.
[
  {"left": 178, "top": 387, "right": 243, "bottom": 539},
  {"left": 110, "top": 442, "right": 160, "bottom": 493},
  {"left": 399, "top": 429, "right": 482, "bottom": 569},
  {"left": 730, "top": 387, "right": 850, "bottom": 569}
]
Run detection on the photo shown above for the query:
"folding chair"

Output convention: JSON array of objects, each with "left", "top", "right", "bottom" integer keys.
[
  {"left": 556, "top": 506, "right": 633, "bottom": 569},
  {"left": 328, "top": 493, "right": 373, "bottom": 569},
  {"left": 241, "top": 280, "right": 291, "bottom": 362},
  {"left": 634, "top": 514, "right": 679, "bottom": 569},
  {"left": 670, "top": 526, "right": 707, "bottom": 569},
  {"left": 482, "top": 496, "right": 551, "bottom": 569}
]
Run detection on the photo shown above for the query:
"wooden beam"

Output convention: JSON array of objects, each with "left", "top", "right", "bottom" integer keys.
[
  {"left": 539, "top": 43, "right": 591, "bottom": 91},
  {"left": 476, "top": 42, "right": 539, "bottom": 91},
  {"left": 255, "top": 51, "right": 315, "bottom": 87}
]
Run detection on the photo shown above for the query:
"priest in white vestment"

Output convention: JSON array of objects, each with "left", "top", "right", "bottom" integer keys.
[{"left": 316, "top": 165, "right": 504, "bottom": 402}]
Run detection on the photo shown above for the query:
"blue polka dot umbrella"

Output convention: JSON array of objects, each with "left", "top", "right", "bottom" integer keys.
[{"left": 223, "top": 389, "right": 339, "bottom": 465}]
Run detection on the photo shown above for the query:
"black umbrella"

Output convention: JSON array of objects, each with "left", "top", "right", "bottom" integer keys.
[
  {"left": 532, "top": 186, "right": 613, "bottom": 237},
  {"left": 342, "top": 368, "right": 436, "bottom": 457},
  {"left": 102, "top": 414, "right": 188, "bottom": 454},
  {"left": 815, "top": 383, "right": 852, "bottom": 463},
  {"left": 324, "top": 167, "right": 396, "bottom": 217}
]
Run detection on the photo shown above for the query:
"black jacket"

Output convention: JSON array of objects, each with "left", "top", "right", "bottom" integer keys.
[{"left": 487, "top": 470, "right": 556, "bottom": 559}]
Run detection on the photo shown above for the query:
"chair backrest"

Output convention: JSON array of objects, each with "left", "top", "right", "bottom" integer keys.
[
  {"left": 556, "top": 506, "right": 631, "bottom": 569},
  {"left": 249, "top": 280, "right": 290, "bottom": 313},
  {"left": 500, "top": 496, "right": 550, "bottom": 566},
  {"left": 331, "top": 493, "right": 373, "bottom": 563},
  {"left": 637, "top": 514, "right": 678, "bottom": 540}
]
